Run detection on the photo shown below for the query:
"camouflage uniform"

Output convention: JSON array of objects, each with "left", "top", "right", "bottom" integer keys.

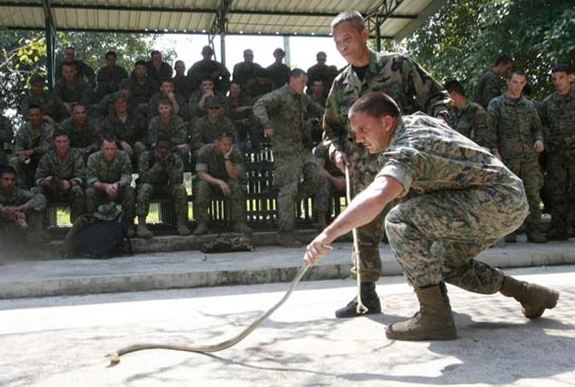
[
  {"left": 101, "top": 110, "right": 148, "bottom": 164},
  {"left": 381, "top": 114, "right": 528, "bottom": 290},
  {"left": 146, "top": 114, "right": 190, "bottom": 165},
  {"left": 186, "top": 59, "right": 231, "bottom": 94},
  {"left": 35, "top": 148, "right": 86, "bottom": 222},
  {"left": 474, "top": 69, "right": 504, "bottom": 109},
  {"left": 10, "top": 121, "right": 54, "bottom": 188},
  {"left": 266, "top": 62, "right": 290, "bottom": 89},
  {"left": 538, "top": 89, "right": 575, "bottom": 234},
  {"left": 232, "top": 61, "right": 264, "bottom": 89},
  {"left": 0, "top": 114, "right": 14, "bottom": 165},
  {"left": 195, "top": 144, "right": 247, "bottom": 225},
  {"left": 323, "top": 51, "right": 450, "bottom": 282},
  {"left": 59, "top": 117, "right": 101, "bottom": 158},
  {"left": 148, "top": 92, "right": 191, "bottom": 121},
  {"left": 306, "top": 63, "right": 339, "bottom": 97},
  {"left": 449, "top": 101, "right": 495, "bottom": 151},
  {"left": 86, "top": 150, "right": 135, "bottom": 223},
  {"left": 0, "top": 186, "right": 47, "bottom": 248},
  {"left": 190, "top": 115, "right": 239, "bottom": 154},
  {"left": 136, "top": 151, "right": 188, "bottom": 222},
  {"left": 188, "top": 91, "right": 227, "bottom": 119},
  {"left": 253, "top": 85, "right": 329, "bottom": 232},
  {"left": 19, "top": 94, "right": 48, "bottom": 120},
  {"left": 96, "top": 65, "right": 129, "bottom": 99},
  {"left": 46, "top": 79, "right": 94, "bottom": 122},
  {"left": 488, "top": 94, "right": 544, "bottom": 233}
]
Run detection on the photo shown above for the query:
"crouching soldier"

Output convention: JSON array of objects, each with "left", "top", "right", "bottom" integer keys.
[
  {"left": 85, "top": 136, "right": 136, "bottom": 236},
  {"left": 194, "top": 131, "right": 251, "bottom": 235},
  {"left": 0, "top": 165, "right": 47, "bottom": 249},
  {"left": 35, "top": 130, "right": 85, "bottom": 222},
  {"left": 136, "top": 137, "right": 190, "bottom": 238}
]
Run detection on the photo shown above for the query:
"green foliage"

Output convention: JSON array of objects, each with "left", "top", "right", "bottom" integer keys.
[{"left": 404, "top": 0, "right": 575, "bottom": 99}]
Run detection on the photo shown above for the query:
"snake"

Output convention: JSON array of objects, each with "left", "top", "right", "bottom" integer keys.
[{"left": 106, "top": 264, "right": 310, "bottom": 366}]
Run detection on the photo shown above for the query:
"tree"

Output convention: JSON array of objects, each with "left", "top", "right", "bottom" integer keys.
[{"left": 404, "top": 0, "right": 575, "bottom": 99}]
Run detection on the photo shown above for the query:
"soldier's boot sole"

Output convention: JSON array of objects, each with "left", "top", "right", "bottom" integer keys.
[
  {"left": 500, "top": 276, "right": 559, "bottom": 318},
  {"left": 385, "top": 285, "right": 457, "bottom": 341}
]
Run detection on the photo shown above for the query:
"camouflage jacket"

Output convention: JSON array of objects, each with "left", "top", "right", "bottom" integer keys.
[
  {"left": 86, "top": 150, "right": 132, "bottom": 187},
  {"left": 474, "top": 69, "right": 503, "bottom": 109},
  {"left": 538, "top": 89, "right": 575, "bottom": 150},
  {"left": 96, "top": 65, "right": 129, "bottom": 97},
  {"left": 196, "top": 143, "right": 245, "bottom": 180},
  {"left": 488, "top": 95, "right": 543, "bottom": 161},
  {"left": 0, "top": 187, "right": 46, "bottom": 212},
  {"left": 266, "top": 62, "right": 290, "bottom": 89},
  {"left": 146, "top": 114, "right": 188, "bottom": 148},
  {"left": 35, "top": 148, "right": 85, "bottom": 186},
  {"left": 253, "top": 85, "right": 324, "bottom": 154},
  {"left": 0, "top": 115, "right": 14, "bottom": 159},
  {"left": 187, "top": 59, "right": 231, "bottom": 93},
  {"left": 138, "top": 151, "right": 184, "bottom": 186},
  {"left": 13, "top": 122, "right": 54, "bottom": 160},
  {"left": 232, "top": 61, "right": 264, "bottom": 88},
  {"left": 323, "top": 51, "right": 449, "bottom": 158},
  {"left": 449, "top": 101, "right": 494, "bottom": 151},
  {"left": 101, "top": 111, "right": 147, "bottom": 146},
  {"left": 377, "top": 113, "right": 522, "bottom": 196},
  {"left": 190, "top": 115, "right": 238, "bottom": 152},
  {"left": 49, "top": 78, "right": 93, "bottom": 105},
  {"left": 19, "top": 93, "right": 48, "bottom": 119},
  {"left": 59, "top": 117, "right": 101, "bottom": 154}
]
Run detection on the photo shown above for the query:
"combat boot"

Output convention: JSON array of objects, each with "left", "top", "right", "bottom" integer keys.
[
  {"left": 177, "top": 220, "right": 191, "bottom": 236},
  {"left": 136, "top": 223, "right": 153, "bottom": 239},
  {"left": 527, "top": 229, "right": 547, "bottom": 243},
  {"left": 499, "top": 276, "right": 559, "bottom": 318},
  {"left": 232, "top": 222, "right": 252, "bottom": 234},
  {"left": 335, "top": 281, "right": 382, "bottom": 318},
  {"left": 385, "top": 285, "right": 457, "bottom": 341},
  {"left": 194, "top": 222, "right": 209, "bottom": 236}
]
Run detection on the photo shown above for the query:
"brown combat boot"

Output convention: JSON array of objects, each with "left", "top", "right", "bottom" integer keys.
[
  {"left": 386, "top": 285, "right": 457, "bottom": 341},
  {"left": 136, "top": 223, "right": 153, "bottom": 239},
  {"left": 177, "top": 220, "right": 191, "bottom": 236},
  {"left": 194, "top": 222, "right": 209, "bottom": 236},
  {"left": 499, "top": 276, "right": 559, "bottom": 318}
]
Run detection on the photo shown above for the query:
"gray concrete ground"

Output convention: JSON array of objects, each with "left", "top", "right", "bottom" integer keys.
[
  {"left": 1, "top": 237, "right": 574, "bottom": 299},
  {"left": 0, "top": 265, "right": 573, "bottom": 387}
]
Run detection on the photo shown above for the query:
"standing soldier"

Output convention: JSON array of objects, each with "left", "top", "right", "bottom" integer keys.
[
  {"left": 538, "top": 64, "right": 575, "bottom": 240},
  {"left": 488, "top": 69, "right": 547, "bottom": 243},
  {"left": 35, "top": 130, "right": 85, "bottom": 222},
  {"left": 194, "top": 131, "right": 251, "bottom": 236},
  {"left": 85, "top": 136, "right": 136, "bottom": 236},
  {"left": 135, "top": 138, "right": 190, "bottom": 238},
  {"left": 306, "top": 52, "right": 338, "bottom": 98},
  {"left": 266, "top": 48, "right": 291, "bottom": 89},
  {"left": 96, "top": 51, "right": 129, "bottom": 100},
  {"left": 323, "top": 11, "right": 450, "bottom": 318},
  {"left": 444, "top": 80, "right": 495, "bottom": 153},
  {"left": 474, "top": 55, "right": 513, "bottom": 109},
  {"left": 253, "top": 69, "right": 329, "bottom": 246},
  {"left": 187, "top": 46, "right": 231, "bottom": 94}
]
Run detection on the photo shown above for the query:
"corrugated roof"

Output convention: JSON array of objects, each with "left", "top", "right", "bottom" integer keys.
[{"left": 0, "top": 0, "right": 444, "bottom": 40}]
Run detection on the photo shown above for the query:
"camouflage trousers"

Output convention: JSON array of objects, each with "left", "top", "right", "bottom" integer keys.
[
  {"left": 136, "top": 182, "right": 188, "bottom": 222},
  {"left": 85, "top": 185, "right": 136, "bottom": 223},
  {"left": 503, "top": 155, "right": 544, "bottom": 232},
  {"left": 194, "top": 179, "right": 247, "bottom": 224},
  {"left": 544, "top": 147, "right": 575, "bottom": 233},
  {"left": 40, "top": 184, "right": 86, "bottom": 222},
  {"left": 273, "top": 151, "right": 329, "bottom": 232},
  {"left": 345, "top": 142, "right": 387, "bottom": 282},
  {"left": 385, "top": 185, "right": 528, "bottom": 292}
]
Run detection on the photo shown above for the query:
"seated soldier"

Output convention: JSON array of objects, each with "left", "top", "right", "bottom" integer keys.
[
  {"left": 35, "top": 130, "right": 85, "bottom": 222},
  {"left": 136, "top": 137, "right": 190, "bottom": 238},
  {"left": 46, "top": 61, "right": 94, "bottom": 122},
  {"left": 101, "top": 93, "right": 147, "bottom": 166},
  {"left": 190, "top": 98, "right": 239, "bottom": 156},
  {"left": 224, "top": 81, "right": 254, "bottom": 145},
  {"left": 130, "top": 60, "right": 159, "bottom": 116},
  {"left": 86, "top": 136, "right": 136, "bottom": 236},
  {"left": 94, "top": 79, "right": 136, "bottom": 119},
  {"left": 172, "top": 60, "right": 193, "bottom": 101},
  {"left": 0, "top": 93, "right": 14, "bottom": 166},
  {"left": 188, "top": 78, "right": 227, "bottom": 119},
  {"left": 148, "top": 79, "right": 190, "bottom": 121},
  {"left": 20, "top": 74, "right": 54, "bottom": 124},
  {"left": 146, "top": 97, "right": 190, "bottom": 167},
  {"left": 11, "top": 104, "right": 55, "bottom": 188},
  {"left": 0, "top": 165, "right": 47, "bottom": 249},
  {"left": 96, "top": 50, "right": 129, "bottom": 100},
  {"left": 60, "top": 102, "right": 101, "bottom": 159},
  {"left": 194, "top": 131, "right": 251, "bottom": 236}
]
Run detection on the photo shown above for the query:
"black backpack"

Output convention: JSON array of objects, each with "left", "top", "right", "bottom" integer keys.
[{"left": 70, "top": 215, "right": 132, "bottom": 259}]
